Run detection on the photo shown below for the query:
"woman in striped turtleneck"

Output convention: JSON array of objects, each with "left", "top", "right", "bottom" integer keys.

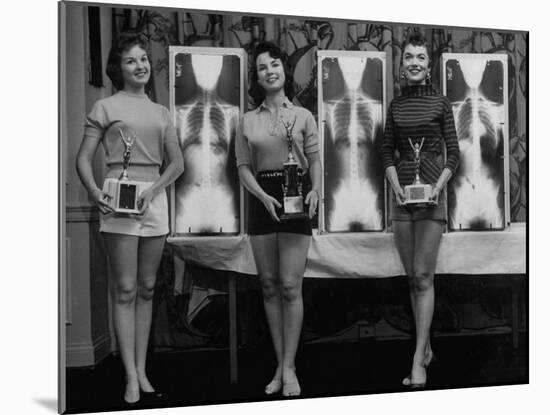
[{"left": 381, "top": 32, "right": 460, "bottom": 388}]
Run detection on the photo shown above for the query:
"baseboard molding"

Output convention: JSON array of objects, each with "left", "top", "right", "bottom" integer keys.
[
  {"left": 66, "top": 332, "right": 112, "bottom": 367},
  {"left": 66, "top": 204, "right": 99, "bottom": 223},
  {"left": 93, "top": 331, "right": 113, "bottom": 363}
]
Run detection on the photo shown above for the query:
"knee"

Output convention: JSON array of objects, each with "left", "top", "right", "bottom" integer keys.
[
  {"left": 114, "top": 280, "right": 137, "bottom": 305},
  {"left": 410, "top": 269, "right": 433, "bottom": 292},
  {"left": 281, "top": 278, "right": 302, "bottom": 303},
  {"left": 259, "top": 274, "right": 280, "bottom": 300},
  {"left": 137, "top": 277, "right": 156, "bottom": 301}
]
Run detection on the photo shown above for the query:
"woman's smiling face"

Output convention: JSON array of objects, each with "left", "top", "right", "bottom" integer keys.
[
  {"left": 256, "top": 51, "right": 286, "bottom": 93},
  {"left": 120, "top": 44, "right": 151, "bottom": 90},
  {"left": 402, "top": 44, "right": 430, "bottom": 85}
]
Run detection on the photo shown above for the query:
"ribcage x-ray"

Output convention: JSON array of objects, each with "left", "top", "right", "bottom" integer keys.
[
  {"left": 318, "top": 51, "right": 386, "bottom": 232},
  {"left": 170, "top": 48, "right": 244, "bottom": 235},
  {"left": 443, "top": 54, "right": 509, "bottom": 230}
]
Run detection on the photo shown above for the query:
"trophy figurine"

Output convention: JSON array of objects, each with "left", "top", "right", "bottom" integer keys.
[
  {"left": 280, "top": 115, "right": 309, "bottom": 221},
  {"left": 105, "top": 127, "right": 144, "bottom": 214},
  {"left": 403, "top": 137, "right": 437, "bottom": 206}
]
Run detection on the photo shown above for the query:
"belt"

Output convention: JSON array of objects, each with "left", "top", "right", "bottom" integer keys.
[
  {"left": 105, "top": 164, "right": 160, "bottom": 181},
  {"left": 257, "top": 169, "right": 306, "bottom": 178}
]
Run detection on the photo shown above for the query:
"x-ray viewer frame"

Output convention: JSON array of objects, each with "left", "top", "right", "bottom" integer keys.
[
  {"left": 168, "top": 46, "right": 247, "bottom": 237},
  {"left": 441, "top": 53, "right": 510, "bottom": 231},
  {"left": 317, "top": 50, "right": 388, "bottom": 234}
]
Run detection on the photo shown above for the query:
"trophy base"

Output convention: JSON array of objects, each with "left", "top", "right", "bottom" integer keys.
[
  {"left": 280, "top": 196, "right": 308, "bottom": 222},
  {"left": 105, "top": 179, "right": 145, "bottom": 214},
  {"left": 403, "top": 184, "right": 437, "bottom": 206}
]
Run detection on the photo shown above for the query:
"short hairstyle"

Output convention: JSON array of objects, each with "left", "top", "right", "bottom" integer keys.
[
  {"left": 401, "top": 31, "right": 431, "bottom": 64},
  {"left": 249, "top": 41, "right": 295, "bottom": 106},
  {"left": 106, "top": 31, "right": 152, "bottom": 91}
]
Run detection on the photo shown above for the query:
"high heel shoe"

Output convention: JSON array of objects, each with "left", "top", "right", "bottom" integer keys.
[
  {"left": 139, "top": 386, "right": 164, "bottom": 403},
  {"left": 402, "top": 374, "right": 426, "bottom": 388},
  {"left": 138, "top": 374, "right": 164, "bottom": 402},
  {"left": 402, "top": 373, "right": 427, "bottom": 388},
  {"left": 140, "top": 389, "right": 164, "bottom": 399},
  {"left": 402, "top": 350, "right": 435, "bottom": 388},
  {"left": 123, "top": 396, "right": 140, "bottom": 406}
]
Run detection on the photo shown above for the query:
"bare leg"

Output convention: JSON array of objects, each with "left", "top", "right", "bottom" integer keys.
[
  {"left": 393, "top": 220, "right": 415, "bottom": 278},
  {"left": 103, "top": 233, "right": 140, "bottom": 403},
  {"left": 250, "top": 234, "right": 283, "bottom": 394},
  {"left": 394, "top": 221, "right": 437, "bottom": 384},
  {"left": 393, "top": 221, "right": 419, "bottom": 323},
  {"left": 278, "top": 232, "right": 310, "bottom": 397},
  {"left": 393, "top": 221, "right": 423, "bottom": 384},
  {"left": 135, "top": 235, "right": 166, "bottom": 393},
  {"left": 409, "top": 220, "right": 445, "bottom": 385}
]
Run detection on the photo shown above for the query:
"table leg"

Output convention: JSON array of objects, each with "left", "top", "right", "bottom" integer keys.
[
  {"left": 511, "top": 279, "right": 519, "bottom": 349},
  {"left": 229, "top": 272, "right": 238, "bottom": 383}
]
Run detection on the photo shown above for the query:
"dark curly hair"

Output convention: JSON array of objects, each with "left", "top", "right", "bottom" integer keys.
[
  {"left": 401, "top": 31, "right": 431, "bottom": 65},
  {"left": 106, "top": 31, "right": 153, "bottom": 92},
  {"left": 249, "top": 41, "right": 295, "bottom": 106}
]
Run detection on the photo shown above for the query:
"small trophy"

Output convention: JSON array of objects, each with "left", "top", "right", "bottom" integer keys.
[
  {"left": 280, "top": 115, "right": 309, "bottom": 221},
  {"left": 403, "top": 137, "right": 437, "bottom": 206},
  {"left": 105, "top": 127, "right": 144, "bottom": 214}
]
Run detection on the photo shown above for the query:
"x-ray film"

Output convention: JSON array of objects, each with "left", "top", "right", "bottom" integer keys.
[
  {"left": 318, "top": 51, "right": 386, "bottom": 232},
  {"left": 169, "top": 47, "right": 245, "bottom": 235},
  {"left": 442, "top": 53, "right": 509, "bottom": 231}
]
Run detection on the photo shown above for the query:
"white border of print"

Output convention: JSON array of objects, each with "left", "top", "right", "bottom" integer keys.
[{"left": 6, "top": 0, "right": 541, "bottom": 415}]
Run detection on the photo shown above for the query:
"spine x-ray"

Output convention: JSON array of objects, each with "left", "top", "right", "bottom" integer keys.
[
  {"left": 170, "top": 47, "right": 244, "bottom": 235},
  {"left": 318, "top": 51, "right": 386, "bottom": 232},
  {"left": 442, "top": 53, "right": 509, "bottom": 231}
]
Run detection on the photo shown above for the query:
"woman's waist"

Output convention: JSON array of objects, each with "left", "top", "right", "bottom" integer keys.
[
  {"left": 397, "top": 161, "right": 442, "bottom": 185},
  {"left": 399, "top": 149, "right": 442, "bottom": 162},
  {"left": 256, "top": 168, "right": 307, "bottom": 179},
  {"left": 253, "top": 169, "right": 311, "bottom": 202},
  {"left": 254, "top": 155, "right": 309, "bottom": 174},
  {"left": 105, "top": 164, "right": 160, "bottom": 181}
]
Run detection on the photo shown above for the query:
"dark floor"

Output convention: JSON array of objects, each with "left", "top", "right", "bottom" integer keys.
[{"left": 65, "top": 333, "right": 527, "bottom": 414}]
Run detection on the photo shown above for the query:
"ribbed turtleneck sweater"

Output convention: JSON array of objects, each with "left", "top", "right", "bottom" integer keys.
[{"left": 381, "top": 84, "right": 460, "bottom": 186}]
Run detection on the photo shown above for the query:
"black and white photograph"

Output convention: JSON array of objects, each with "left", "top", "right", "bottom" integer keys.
[{"left": 54, "top": 0, "right": 533, "bottom": 414}]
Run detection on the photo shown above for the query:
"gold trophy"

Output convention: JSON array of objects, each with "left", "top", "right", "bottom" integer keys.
[
  {"left": 280, "top": 115, "right": 308, "bottom": 221},
  {"left": 403, "top": 137, "right": 437, "bottom": 206},
  {"left": 105, "top": 126, "right": 144, "bottom": 214}
]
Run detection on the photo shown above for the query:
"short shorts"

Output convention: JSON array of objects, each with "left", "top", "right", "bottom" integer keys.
[
  {"left": 390, "top": 185, "right": 447, "bottom": 222},
  {"left": 99, "top": 177, "right": 169, "bottom": 237},
  {"left": 248, "top": 170, "right": 312, "bottom": 236}
]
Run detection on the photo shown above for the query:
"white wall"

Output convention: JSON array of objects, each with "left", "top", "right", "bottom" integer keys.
[{"left": 62, "top": 2, "right": 114, "bottom": 367}]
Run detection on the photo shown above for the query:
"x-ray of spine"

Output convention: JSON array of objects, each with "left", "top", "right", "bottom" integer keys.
[
  {"left": 320, "top": 54, "right": 385, "bottom": 232},
  {"left": 444, "top": 55, "right": 507, "bottom": 230},
  {"left": 173, "top": 52, "right": 241, "bottom": 234}
]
